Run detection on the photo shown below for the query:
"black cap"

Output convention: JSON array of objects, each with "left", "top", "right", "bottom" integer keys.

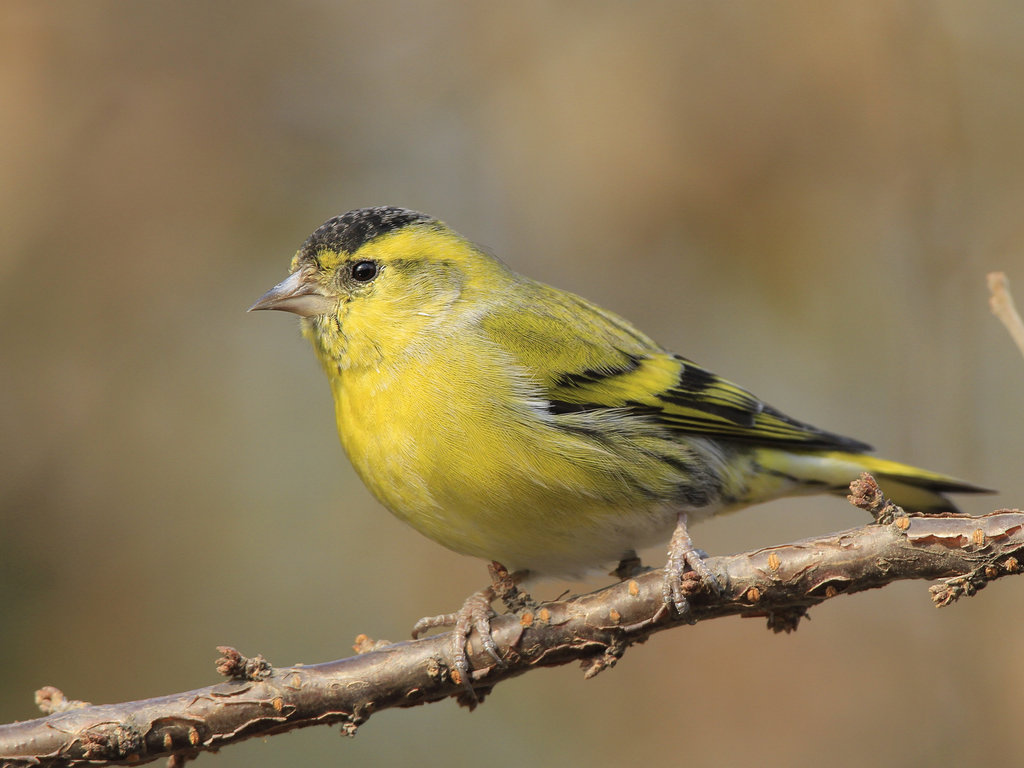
[{"left": 301, "top": 207, "right": 435, "bottom": 257}]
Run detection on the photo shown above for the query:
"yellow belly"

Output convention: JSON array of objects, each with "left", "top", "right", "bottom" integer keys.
[{"left": 328, "top": 347, "right": 704, "bottom": 574}]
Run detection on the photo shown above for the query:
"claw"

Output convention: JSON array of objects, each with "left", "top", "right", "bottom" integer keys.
[
  {"left": 411, "top": 586, "right": 497, "bottom": 688},
  {"left": 411, "top": 562, "right": 528, "bottom": 693},
  {"left": 454, "top": 588, "right": 503, "bottom": 666},
  {"left": 663, "top": 513, "right": 721, "bottom": 620}
]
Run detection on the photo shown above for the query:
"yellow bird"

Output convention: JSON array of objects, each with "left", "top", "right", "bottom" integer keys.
[{"left": 252, "top": 206, "right": 987, "bottom": 681}]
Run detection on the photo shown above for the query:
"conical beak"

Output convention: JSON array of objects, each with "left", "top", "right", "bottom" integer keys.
[{"left": 249, "top": 270, "right": 335, "bottom": 317}]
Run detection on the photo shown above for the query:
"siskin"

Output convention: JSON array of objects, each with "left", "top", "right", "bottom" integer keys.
[{"left": 252, "top": 206, "right": 987, "bottom": 681}]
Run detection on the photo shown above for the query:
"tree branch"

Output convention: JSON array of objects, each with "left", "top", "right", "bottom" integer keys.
[
  {"left": 0, "top": 477, "right": 1020, "bottom": 768},
  {"left": 988, "top": 271, "right": 1024, "bottom": 359}
]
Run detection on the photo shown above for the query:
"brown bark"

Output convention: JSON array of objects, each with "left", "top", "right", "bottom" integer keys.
[{"left": 0, "top": 477, "right": 1020, "bottom": 768}]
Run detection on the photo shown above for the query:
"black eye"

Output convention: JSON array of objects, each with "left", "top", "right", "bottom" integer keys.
[{"left": 351, "top": 260, "right": 379, "bottom": 282}]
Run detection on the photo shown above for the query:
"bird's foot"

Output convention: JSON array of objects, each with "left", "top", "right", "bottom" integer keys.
[
  {"left": 412, "top": 586, "right": 501, "bottom": 689},
  {"left": 411, "top": 561, "right": 530, "bottom": 692},
  {"left": 662, "top": 513, "right": 721, "bottom": 621}
]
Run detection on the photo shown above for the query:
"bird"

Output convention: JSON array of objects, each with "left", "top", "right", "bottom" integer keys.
[{"left": 251, "top": 206, "right": 988, "bottom": 685}]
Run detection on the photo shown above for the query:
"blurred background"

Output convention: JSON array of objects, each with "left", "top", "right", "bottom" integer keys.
[{"left": 2, "top": 2, "right": 1023, "bottom": 766}]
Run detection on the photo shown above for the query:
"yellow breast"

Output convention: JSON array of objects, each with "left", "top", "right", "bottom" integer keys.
[{"left": 325, "top": 337, "right": 688, "bottom": 574}]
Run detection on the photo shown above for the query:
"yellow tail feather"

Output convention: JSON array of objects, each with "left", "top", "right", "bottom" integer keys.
[{"left": 751, "top": 448, "right": 991, "bottom": 514}]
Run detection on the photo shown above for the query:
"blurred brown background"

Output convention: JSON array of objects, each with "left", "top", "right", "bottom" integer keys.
[{"left": 2, "top": 2, "right": 1023, "bottom": 766}]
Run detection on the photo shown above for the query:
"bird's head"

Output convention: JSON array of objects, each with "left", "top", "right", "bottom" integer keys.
[{"left": 251, "top": 207, "right": 506, "bottom": 369}]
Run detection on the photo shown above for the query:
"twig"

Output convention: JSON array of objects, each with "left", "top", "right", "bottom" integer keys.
[
  {"left": 0, "top": 477, "right": 1021, "bottom": 767},
  {"left": 987, "top": 271, "right": 1024, "bottom": 359}
]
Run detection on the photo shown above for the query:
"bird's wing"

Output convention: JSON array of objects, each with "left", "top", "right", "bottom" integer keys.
[
  {"left": 547, "top": 351, "right": 870, "bottom": 451},
  {"left": 481, "top": 285, "right": 870, "bottom": 452}
]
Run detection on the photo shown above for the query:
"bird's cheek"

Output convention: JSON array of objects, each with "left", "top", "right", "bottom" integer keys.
[{"left": 301, "top": 314, "right": 345, "bottom": 356}]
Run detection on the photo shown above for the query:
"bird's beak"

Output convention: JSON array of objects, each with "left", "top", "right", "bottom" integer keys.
[{"left": 249, "top": 270, "right": 335, "bottom": 317}]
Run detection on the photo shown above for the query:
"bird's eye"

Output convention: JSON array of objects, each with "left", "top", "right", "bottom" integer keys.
[{"left": 351, "top": 260, "right": 379, "bottom": 282}]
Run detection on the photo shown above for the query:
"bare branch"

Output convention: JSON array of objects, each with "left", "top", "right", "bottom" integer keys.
[
  {"left": 988, "top": 271, "right": 1024, "bottom": 359},
  {"left": 1, "top": 477, "right": 1021, "bottom": 768}
]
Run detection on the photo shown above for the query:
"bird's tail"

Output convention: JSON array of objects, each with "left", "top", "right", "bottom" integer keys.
[{"left": 750, "top": 448, "right": 992, "bottom": 514}]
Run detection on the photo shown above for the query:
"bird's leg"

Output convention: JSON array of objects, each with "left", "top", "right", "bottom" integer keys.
[
  {"left": 411, "top": 561, "right": 530, "bottom": 689},
  {"left": 663, "top": 513, "right": 721, "bottom": 619},
  {"left": 611, "top": 550, "right": 648, "bottom": 579}
]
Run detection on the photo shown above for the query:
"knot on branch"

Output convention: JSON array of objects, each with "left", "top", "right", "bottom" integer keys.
[
  {"left": 35, "top": 686, "right": 91, "bottom": 714},
  {"left": 764, "top": 606, "right": 807, "bottom": 633},
  {"left": 930, "top": 572, "right": 985, "bottom": 606},
  {"left": 847, "top": 473, "right": 904, "bottom": 525},
  {"left": 580, "top": 636, "right": 629, "bottom": 679},
  {"left": 339, "top": 706, "right": 370, "bottom": 738},
  {"left": 930, "top": 555, "right": 1023, "bottom": 606},
  {"left": 215, "top": 646, "right": 272, "bottom": 681},
  {"left": 488, "top": 561, "right": 534, "bottom": 612},
  {"left": 353, "top": 634, "right": 393, "bottom": 654},
  {"left": 82, "top": 723, "right": 145, "bottom": 761}
]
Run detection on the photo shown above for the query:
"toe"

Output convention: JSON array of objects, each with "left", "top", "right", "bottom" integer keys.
[
  {"left": 663, "top": 512, "right": 720, "bottom": 617},
  {"left": 411, "top": 612, "right": 459, "bottom": 639}
]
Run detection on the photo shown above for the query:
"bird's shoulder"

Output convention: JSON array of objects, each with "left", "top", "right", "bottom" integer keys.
[{"left": 476, "top": 278, "right": 661, "bottom": 386}]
